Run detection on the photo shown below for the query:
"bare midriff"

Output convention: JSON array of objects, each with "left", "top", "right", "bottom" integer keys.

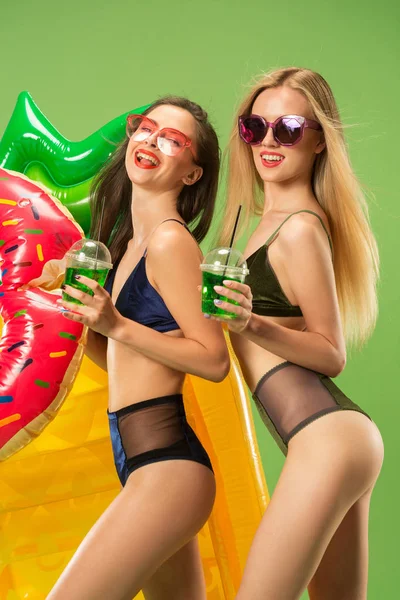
[
  {"left": 230, "top": 315, "right": 306, "bottom": 393},
  {"left": 107, "top": 328, "right": 186, "bottom": 412}
]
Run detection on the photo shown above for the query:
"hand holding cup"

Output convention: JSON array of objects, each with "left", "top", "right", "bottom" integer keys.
[
  {"left": 212, "top": 279, "right": 253, "bottom": 333},
  {"left": 60, "top": 239, "right": 122, "bottom": 337},
  {"left": 62, "top": 239, "right": 112, "bottom": 305},
  {"left": 200, "top": 247, "right": 252, "bottom": 332}
]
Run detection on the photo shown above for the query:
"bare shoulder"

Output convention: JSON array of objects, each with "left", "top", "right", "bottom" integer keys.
[
  {"left": 147, "top": 220, "right": 202, "bottom": 262},
  {"left": 277, "top": 211, "right": 331, "bottom": 254}
]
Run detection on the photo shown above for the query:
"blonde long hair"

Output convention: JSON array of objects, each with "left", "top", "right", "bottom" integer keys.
[{"left": 220, "top": 67, "right": 379, "bottom": 347}]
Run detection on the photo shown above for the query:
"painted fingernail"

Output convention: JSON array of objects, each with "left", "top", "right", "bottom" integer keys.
[
  {"left": 60, "top": 307, "right": 69, "bottom": 313},
  {"left": 74, "top": 274, "right": 81, "bottom": 280},
  {"left": 203, "top": 313, "right": 210, "bottom": 319},
  {"left": 214, "top": 299, "right": 222, "bottom": 305},
  {"left": 214, "top": 285, "right": 223, "bottom": 292}
]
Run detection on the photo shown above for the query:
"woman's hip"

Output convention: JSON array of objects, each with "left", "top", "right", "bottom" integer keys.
[{"left": 107, "top": 393, "right": 213, "bottom": 486}]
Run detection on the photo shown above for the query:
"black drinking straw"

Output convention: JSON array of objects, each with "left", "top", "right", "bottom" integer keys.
[
  {"left": 229, "top": 205, "right": 242, "bottom": 249},
  {"left": 223, "top": 204, "right": 242, "bottom": 277}
]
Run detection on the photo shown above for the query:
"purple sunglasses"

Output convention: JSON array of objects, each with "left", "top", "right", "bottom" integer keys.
[{"left": 238, "top": 114, "right": 322, "bottom": 147}]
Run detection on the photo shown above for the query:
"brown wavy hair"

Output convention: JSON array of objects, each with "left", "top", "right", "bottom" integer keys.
[{"left": 90, "top": 96, "right": 220, "bottom": 265}]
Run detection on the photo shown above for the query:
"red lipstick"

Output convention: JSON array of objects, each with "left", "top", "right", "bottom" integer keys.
[
  {"left": 260, "top": 151, "right": 285, "bottom": 169},
  {"left": 134, "top": 149, "right": 160, "bottom": 169}
]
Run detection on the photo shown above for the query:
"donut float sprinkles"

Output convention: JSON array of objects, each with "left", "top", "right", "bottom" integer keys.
[
  {"left": 0, "top": 92, "right": 149, "bottom": 460},
  {"left": 0, "top": 168, "right": 85, "bottom": 460}
]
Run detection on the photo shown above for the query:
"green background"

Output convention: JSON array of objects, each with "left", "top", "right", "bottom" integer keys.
[{"left": 1, "top": 0, "right": 398, "bottom": 597}]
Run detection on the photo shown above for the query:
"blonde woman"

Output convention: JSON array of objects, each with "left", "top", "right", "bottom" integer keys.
[{"left": 213, "top": 68, "right": 384, "bottom": 599}]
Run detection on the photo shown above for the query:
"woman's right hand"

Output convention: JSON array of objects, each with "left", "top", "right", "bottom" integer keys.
[{"left": 209, "top": 280, "right": 253, "bottom": 334}]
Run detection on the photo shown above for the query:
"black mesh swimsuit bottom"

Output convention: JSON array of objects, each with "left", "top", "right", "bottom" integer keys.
[
  {"left": 253, "top": 362, "right": 371, "bottom": 456},
  {"left": 108, "top": 394, "right": 213, "bottom": 486}
]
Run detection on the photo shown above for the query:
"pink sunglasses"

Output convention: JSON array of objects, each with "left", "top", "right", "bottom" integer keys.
[
  {"left": 239, "top": 113, "right": 322, "bottom": 147},
  {"left": 126, "top": 114, "right": 196, "bottom": 158}
]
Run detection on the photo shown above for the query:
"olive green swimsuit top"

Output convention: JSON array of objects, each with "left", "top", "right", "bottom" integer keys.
[{"left": 245, "top": 210, "right": 333, "bottom": 318}]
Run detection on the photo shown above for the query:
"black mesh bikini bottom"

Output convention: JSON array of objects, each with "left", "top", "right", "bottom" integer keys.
[
  {"left": 252, "top": 362, "right": 371, "bottom": 455},
  {"left": 108, "top": 394, "right": 213, "bottom": 486}
]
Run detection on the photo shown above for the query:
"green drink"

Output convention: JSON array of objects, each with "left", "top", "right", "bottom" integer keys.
[
  {"left": 62, "top": 238, "right": 113, "bottom": 305},
  {"left": 200, "top": 248, "right": 248, "bottom": 319},
  {"left": 63, "top": 266, "right": 109, "bottom": 304}
]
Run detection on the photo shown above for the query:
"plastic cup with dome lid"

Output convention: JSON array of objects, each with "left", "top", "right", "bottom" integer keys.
[
  {"left": 63, "top": 239, "right": 113, "bottom": 305},
  {"left": 200, "top": 247, "right": 249, "bottom": 319}
]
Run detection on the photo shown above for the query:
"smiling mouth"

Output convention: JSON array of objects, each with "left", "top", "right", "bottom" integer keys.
[
  {"left": 260, "top": 153, "right": 285, "bottom": 168},
  {"left": 135, "top": 151, "right": 160, "bottom": 168}
]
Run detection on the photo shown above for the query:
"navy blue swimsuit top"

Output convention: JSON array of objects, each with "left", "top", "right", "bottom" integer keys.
[{"left": 105, "top": 219, "right": 189, "bottom": 333}]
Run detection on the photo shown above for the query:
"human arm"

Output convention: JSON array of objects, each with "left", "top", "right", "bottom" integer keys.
[
  {"left": 84, "top": 329, "right": 108, "bottom": 372},
  {"left": 214, "top": 215, "right": 346, "bottom": 378},
  {"left": 60, "top": 223, "right": 230, "bottom": 382}
]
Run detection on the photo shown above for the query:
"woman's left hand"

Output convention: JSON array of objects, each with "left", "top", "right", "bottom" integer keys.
[
  {"left": 59, "top": 275, "right": 123, "bottom": 338},
  {"left": 212, "top": 280, "right": 253, "bottom": 334}
]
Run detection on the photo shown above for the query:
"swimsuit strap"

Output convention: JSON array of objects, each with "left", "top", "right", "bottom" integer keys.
[
  {"left": 143, "top": 219, "right": 188, "bottom": 257},
  {"left": 265, "top": 210, "right": 333, "bottom": 254}
]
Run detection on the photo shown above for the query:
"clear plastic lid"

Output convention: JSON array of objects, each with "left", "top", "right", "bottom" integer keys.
[
  {"left": 65, "top": 239, "right": 113, "bottom": 270},
  {"left": 201, "top": 247, "right": 249, "bottom": 275}
]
